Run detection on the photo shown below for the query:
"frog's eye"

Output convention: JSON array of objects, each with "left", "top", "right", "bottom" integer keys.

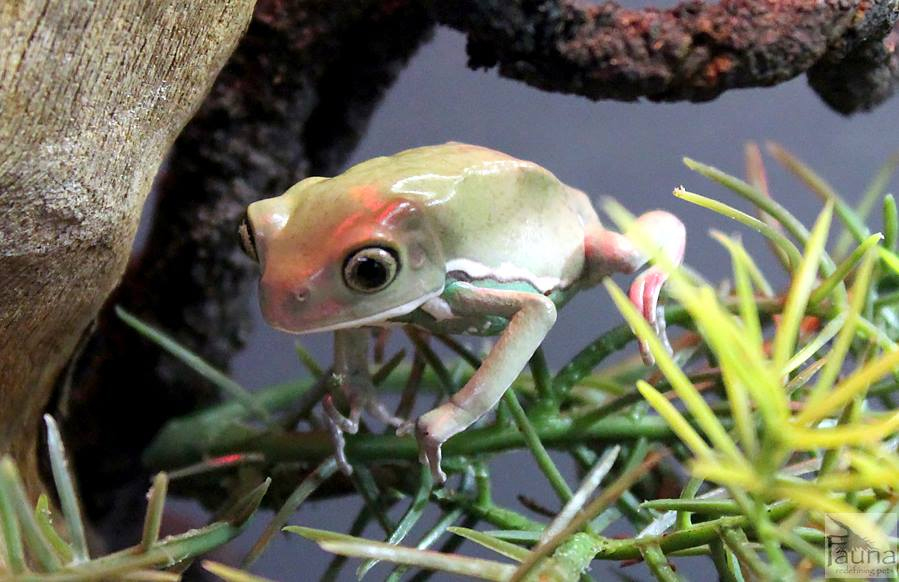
[
  {"left": 343, "top": 246, "right": 399, "bottom": 293},
  {"left": 238, "top": 212, "right": 258, "bottom": 263}
]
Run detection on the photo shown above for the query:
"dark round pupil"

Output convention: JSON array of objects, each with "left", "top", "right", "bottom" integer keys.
[{"left": 353, "top": 257, "right": 388, "bottom": 288}]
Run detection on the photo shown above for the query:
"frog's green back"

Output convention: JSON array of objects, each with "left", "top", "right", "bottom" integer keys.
[
  {"left": 380, "top": 143, "right": 596, "bottom": 291},
  {"left": 301, "top": 143, "right": 597, "bottom": 292}
]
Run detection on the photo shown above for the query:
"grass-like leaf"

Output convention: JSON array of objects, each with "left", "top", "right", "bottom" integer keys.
[
  {"left": 243, "top": 458, "right": 338, "bottom": 567},
  {"left": 447, "top": 527, "right": 529, "bottom": 561},
  {"left": 540, "top": 445, "right": 620, "bottom": 542},
  {"left": 0, "top": 457, "right": 62, "bottom": 571},
  {"left": 771, "top": 201, "right": 833, "bottom": 371},
  {"left": 116, "top": 306, "right": 272, "bottom": 423},
  {"left": 684, "top": 157, "right": 810, "bottom": 244},
  {"left": 286, "top": 526, "right": 515, "bottom": 581},
  {"left": 204, "top": 560, "right": 277, "bottom": 582},
  {"left": 140, "top": 472, "right": 168, "bottom": 552},
  {"left": 809, "top": 233, "right": 883, "bottom": 306},
  {"left": 44, "top": 414, "right": 89, "bottom": 563},
  {"left": 674, "top": 188, "right": 802, "bottom": 269},
  {"left": 605, "top": 279, "right": 744, "bottom": 464},
  {"left": 767, "top": 141, "right": 868, "bottom": 245},
  {"left": 357, "top": 465, "right": 432, "bottom": 579}
]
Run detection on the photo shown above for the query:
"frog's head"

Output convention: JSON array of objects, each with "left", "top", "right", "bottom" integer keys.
[{"left": 240, "top": 177, "right": 445, "bottom": 333}]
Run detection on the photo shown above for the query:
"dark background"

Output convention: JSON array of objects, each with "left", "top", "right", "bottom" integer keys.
[{"left": 161, "top": 25, "right": 898, "bottom": 581}]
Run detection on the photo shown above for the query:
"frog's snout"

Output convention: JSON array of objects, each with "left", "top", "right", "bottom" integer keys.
[
  {"left": 244, "top": 197, "right": 294, "bottom": 266},
  {"left": 258, "top": 277, "right": 308, "bottom": 327}
]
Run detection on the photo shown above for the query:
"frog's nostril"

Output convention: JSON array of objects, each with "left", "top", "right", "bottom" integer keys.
[{"left": 294, "top": 287, "right": 310, "bottom": 302}]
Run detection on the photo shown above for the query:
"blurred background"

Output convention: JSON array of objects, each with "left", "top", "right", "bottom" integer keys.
[{"left": 162, "top": 25, "right": 898, "bottom": 581}]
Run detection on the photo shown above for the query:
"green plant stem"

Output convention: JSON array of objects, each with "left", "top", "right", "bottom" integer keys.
[
  {"left": 22, "top": 522, "right": 250, "bottom": 582},
  {"left": 116, "top": 307, "right": 272, "bottom": 423},
  {"left": 675, "top": 478, "right": 703, "bottom": 530},
  {"left": 503, "top": 390, "right": 573, "bottom": 504},
  {"left": 528, "top": 347, "right": 556, "bottom": 406},
  {"left": 322, "top": 507, "right": 371, "bottom": 582},
  {"left": 640, "top": 543, "right": 683, "bottom": 582},
  {"left": 708, "top": 537, "right": 742, "bottom": 582},
  {"left": 436, "top": 490, "right": 544, "bottom": 532},
  {"left": 148, "top": 412, "right": 676, "bottom": 469},
  {"left": 385, "top": 508, "right": 465, "bottom": 582},
  {"left": 1, "top": 458, "right": 62, "bottom": 571},
  {"left": 357, "top": 466, "right": 432, "bottom": 579},
  {"left": 350, "top": 465, "right": 396, "bottom": 534},
  {"left": 536, "top": 533, "right": 603, "bottom": 581},
  {"left": 140, "top": 473, "right": 168, "bottom": 552},
  {"left": 243, "top": 458, "right": 338, "bottom": 567},
  {"left": 720, "top": 527, "right": 770, "bottom": 578}
]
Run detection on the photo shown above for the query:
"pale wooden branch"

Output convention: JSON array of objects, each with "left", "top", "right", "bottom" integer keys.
[{"left": 0, "top": 0, "right": 255, "bottom": 492}]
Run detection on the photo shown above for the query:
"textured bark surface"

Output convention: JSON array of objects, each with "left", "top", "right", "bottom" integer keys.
[
  {"left": 436, "top": 0, "right": 899, "bottom": 112},
  {"left": 66, "top": 0, "right": 433, "bottom": 529},
  {"left": 0, "top": 0, "right": 255, "bottom": 492}
]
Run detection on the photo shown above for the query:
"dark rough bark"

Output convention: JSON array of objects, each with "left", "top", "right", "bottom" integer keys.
[
  {"left": 65, "top": 0, "right": 433, "bottom": 532},
  {"left": 809, "top": 27, "right": 899, "bottom": 113},
  {"left": 435, "top": 0, "right": 899, "bottom": 113}
]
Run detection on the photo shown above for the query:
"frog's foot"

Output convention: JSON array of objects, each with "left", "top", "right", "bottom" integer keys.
[
  {"left": 322, "top": 394, "right": 356, "bottom": 475},
  {"left": 414, "top": 417, "right": 447, "bottom": 486},
  {"left": 360, "top": 396, "right": 405, "bottom": 429},
  {"left": 629, "top": 266, "right": 672, "bottom": 365},
  {"left": 322, "top": 391, "right": 407, "bottom": 475},
  {"left": 394, "top": 420, "right": 444, "bottom": 481},
  {"left": 625, "top": 210, "right": 685, "bottom": 366}
]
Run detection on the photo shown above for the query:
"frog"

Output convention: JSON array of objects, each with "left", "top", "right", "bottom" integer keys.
[{"left": 239, "top": 142, "right": 685, "bottom": 484}]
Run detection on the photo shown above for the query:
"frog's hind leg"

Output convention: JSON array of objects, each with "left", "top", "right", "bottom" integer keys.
[
  {"left": 412, "top": 283, "right": 557, "bottom": 484},
  {"left": 323, "top": 328, "right": 405, "bottom": 475},
  {"left": 585, "top": 210, "right": 685, "bottom": 364}
]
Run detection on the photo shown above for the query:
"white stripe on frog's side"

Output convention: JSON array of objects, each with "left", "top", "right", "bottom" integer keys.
[
  {"left": 421, "top": 297, "right": 454, "bottom": 321},
  {"left": 445, "top": 258, "right": 562, "bottom": 294}
]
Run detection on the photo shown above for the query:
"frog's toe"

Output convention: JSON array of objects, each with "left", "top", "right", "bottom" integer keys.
[
  {"left": 322, "top": 396, "right": 354, "bottom": 475},
  {"left": 396, "top": 419, "right": 415, "bottom": 437},
  {"left": 629, "top": 266, "right": 673, "bottom": 365},
  {"left": 364, "top": 398, "right": 405, "bottom": 428},
  {"left": 415, "top": 420, "right": 447, "bottom": 486},
  {"left": 323, "top": 394, "right": 359, "bottom": 433}
]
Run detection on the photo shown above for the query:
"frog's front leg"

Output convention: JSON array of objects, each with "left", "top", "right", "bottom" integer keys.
[
  {"left": 413, "top": 283, "right": 557, "bottom": 484},
  {"left": 585, "top": 210, "right": 686, "bottom": 364},
  {"left": 325, "top": 328, "right": 404, "bottom": 475}
]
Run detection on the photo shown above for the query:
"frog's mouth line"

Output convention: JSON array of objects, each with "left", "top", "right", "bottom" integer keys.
[{"left": 273, "top": 288, "right": 444, "bottom": 335}]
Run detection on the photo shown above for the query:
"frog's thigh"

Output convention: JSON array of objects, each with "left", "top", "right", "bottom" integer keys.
[{"left": 417, "top": 284, "right": 557, "bottom": 455}]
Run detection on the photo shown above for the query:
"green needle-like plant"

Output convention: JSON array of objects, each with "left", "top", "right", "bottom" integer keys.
[
  {"left": 0, "top": 417, "right": 267, "bottom": 580},
  {"left": 125, "top": 144, "right": 899, "bottom": 581}
]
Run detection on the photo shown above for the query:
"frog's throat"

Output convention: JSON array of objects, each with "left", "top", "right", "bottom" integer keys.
[{"left": 282, "top": 288, "right": 445, "bottom": 335}]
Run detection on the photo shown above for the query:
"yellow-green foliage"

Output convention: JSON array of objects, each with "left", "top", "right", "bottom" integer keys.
[{"left": 110, "top": 145, "right": 899, "bottom": 581}]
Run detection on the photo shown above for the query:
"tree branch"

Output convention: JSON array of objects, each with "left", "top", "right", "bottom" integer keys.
[
  {"left": 435, "top": 0, "right": 899, "bottom": 113},
  {"left": 0, "top": 0, "right": 255, "bottom": 493},
  {"left": 67, "top": 0, "right": 433, "bottom": 526}
]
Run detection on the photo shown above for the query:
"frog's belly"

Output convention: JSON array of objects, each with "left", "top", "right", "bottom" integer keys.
[{"left": 408, "top": 311, "right": 510, "bottom": 337}]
